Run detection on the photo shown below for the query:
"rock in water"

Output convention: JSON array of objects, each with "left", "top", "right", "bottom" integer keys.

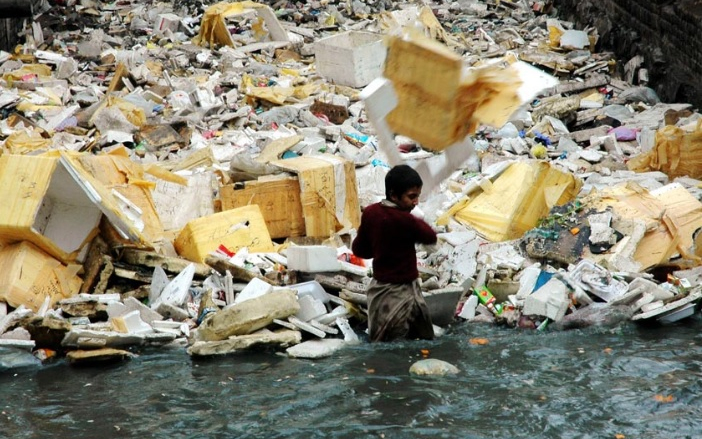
[
  {"left": 0, "top": 347, "right": 41, "bottom": 370},
  {"left": 286, "top": 339, "right": 345, "bottom": 359},
  {"left": 66, "top": 348, "right": 135, "bottom": 366},
  {"left": 551, "top": 304, "right": 634, "bottom": 330},
  {"left": 409, "top": 359, "right": 459, "bottom": 376}
]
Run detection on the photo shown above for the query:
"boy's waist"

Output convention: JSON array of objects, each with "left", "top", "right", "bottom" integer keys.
[{"left": 372, "top": 268, "right": 419, "bottom": 284}]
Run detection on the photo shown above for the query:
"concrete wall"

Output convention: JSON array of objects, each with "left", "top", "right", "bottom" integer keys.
[
  {"left": 0, "top": 16, "right": 26, "bottom": 50},
  {"left": 555, "top": 0, "right": 702, "bottom": 107},
  {"left": 0, "top": 0, "right": 44, "bottom": 51}
]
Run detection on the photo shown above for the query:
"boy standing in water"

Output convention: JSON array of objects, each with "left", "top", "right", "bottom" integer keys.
[{"left": 352, "top": 165, "right": 437, "bottom": 342}]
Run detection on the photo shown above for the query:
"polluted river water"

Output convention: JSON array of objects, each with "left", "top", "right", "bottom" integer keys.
[{"left": 2, "top": 318, "right": 702, "bottom": 439}]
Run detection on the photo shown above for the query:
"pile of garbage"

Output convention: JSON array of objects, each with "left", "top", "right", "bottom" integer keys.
[{"left": 2, "top": 0, "right": 702, "bottom": 365}]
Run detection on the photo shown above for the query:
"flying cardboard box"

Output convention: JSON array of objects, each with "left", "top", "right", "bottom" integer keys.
[{"left": 381, "top": 32, "right": 557, "bottom": 151}]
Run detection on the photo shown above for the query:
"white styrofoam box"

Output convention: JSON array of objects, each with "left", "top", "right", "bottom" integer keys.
[
  {"left": 289, "top": 280, "right": 330, "bottom": 303},
  {"left": 315, "top": 31, "right": 387, "bottom": 88},
  {"left": 523, "top": 278, "right": 569, "bottom": 322},
  {"left": 286, "top": 245, "right": 340, "bottom": 272},
  {"left": 154, "top": 13, "right": 181, "bottom": 36}
]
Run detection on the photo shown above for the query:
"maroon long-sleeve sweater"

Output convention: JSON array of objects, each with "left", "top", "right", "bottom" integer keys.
[{"left": 352, "top": 201, "right": 437, "bottom": 284}]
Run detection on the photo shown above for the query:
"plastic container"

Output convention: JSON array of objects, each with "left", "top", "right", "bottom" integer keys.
[
  {"left": 424, "top": 287, "right": 463, "bottom": 325},
  {"left": 315, "top": 31, "right": 386, "bottom": 88},
  {"left": 657, "top": 302, "right": 696, "bottom": 324},
  {"left": 287, "top": 280, "right": 330, "bottom": 304}
]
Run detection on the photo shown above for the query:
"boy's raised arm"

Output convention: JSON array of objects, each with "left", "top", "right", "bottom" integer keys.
[{"left": 413, "top": 216, "right": 438, "bottom": 245}]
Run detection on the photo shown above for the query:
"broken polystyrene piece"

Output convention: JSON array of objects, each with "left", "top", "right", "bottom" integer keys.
[
  {"left": 234, "top": 277, "right": 274, "bottom": 305},
  {"left": 150, "top": 266, "right": 170, "bottom": 306},
  {"left": 559, "top": 30, "right": 590, "bottom": 50},
  {"left": 295, "top": 294, "right": 328, "bottom": 322},
  {"left": 286, "top": 338, "right": 345, "bottom": 359},
  {"left": 523, "top": 278, "right": 570, "bottom": 322},
  {"left": 288, "top": 280, "right": 330, "bottom": 303},
  {"left": 633, "top": 290, "right": 702, "bottom": 322},
  {"left": 457, "top": 295, "right": 478, "bottom": 320},
  {"left": 308, "top": 319, "right": 338, "bottom": 335},
  {"left": 315, "top": 305, "right": 350, "bottom": 325},
  {"left": 150, "top": 264, "right": 195, "bottom": 310},
  {"left": 194, "top": 289, "right": 299, "bottom": 342},
  {"left": 568, "top": 260, "right": 628, "bottom": 302},
  {"left": 515, "top": 265, "right": 541, "bottom": 299},
  {"left": 287, "top": 316, "right": 326, "bottom": 338},
  {"left": 111, "top": 310, "right": 153, "bottom": 335},
  {"left": 336, "top": 317, "right": 360, "bottom": 344}
]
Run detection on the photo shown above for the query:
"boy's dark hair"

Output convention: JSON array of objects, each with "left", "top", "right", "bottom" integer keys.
[{"left": 385, "top": 164, "right": 423, "bottom": 199}]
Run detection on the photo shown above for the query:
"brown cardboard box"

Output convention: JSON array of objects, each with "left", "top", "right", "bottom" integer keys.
[
  {"left": 174, "top": 205, "right": 274, "bottom": 263},
  {"left": 0, "top": 152, "right": 152, "bottom": 263},
  {"left": 74, "top": 149, "right": 164, "bottom": 244},
  {"left": 0, "top": 241, "right": 82, "bottom": 312},
  {"left": 220, "top": 175, "right": 305, "bottom": 239},
  {"left": 0, "top": 154, "right": 103, "bottom": 262},
  {"left": 382, "top": 33, "right": 551, "bottom": 152},
  {"left": 270, "top": 154, "right": 361, "bottom": 238}
]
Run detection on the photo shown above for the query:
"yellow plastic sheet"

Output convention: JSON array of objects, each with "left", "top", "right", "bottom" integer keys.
[{"left": 450, "top": 161, "right": 582, "bottom": 242}]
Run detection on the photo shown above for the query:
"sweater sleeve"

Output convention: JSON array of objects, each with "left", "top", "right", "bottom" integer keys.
[
  {"left": 412, "top": 216, "right": 438, "bottom": 245},
  {"left": 352, "top": 217, "right": 372, "bottom": 259}
]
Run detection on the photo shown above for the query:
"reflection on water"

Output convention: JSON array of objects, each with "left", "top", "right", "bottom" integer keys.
[{"left": 2, "top": 317, "right": 702, "bottom": 439}]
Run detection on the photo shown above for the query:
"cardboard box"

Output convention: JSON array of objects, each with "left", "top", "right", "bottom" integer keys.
[
  {"left": 0, "top": 241, "right": 82, "bottom": 312},
  {"left": 0, "top": 154, "right": 103, "bottom": 262},
  {"left": 315, "top": 31, "right": 387, "bottom": 88},
  {"left": 174, "top": 205, "right": 274, "bottom": 263},
  {"left": 75, "top": 151, "right": 164, "bottom": 243},
  {"left": 0, "top": 153, "right": 152, "bottom": 263},
  {"left": 383, "top": 35, "right": 467, "bottom": 151},
  {"left": 194, "top": 1, "right": 289, "bottom": 48},
  {"left": 147, "top": 169, "right": 215, "bottom": 232},
  {"left": 270, "top": 154, "right": 361, "bottom": 237},
  {"left": 382, "top": 33, "right": 556, "bottom": 151},
  {"left": 220, "top": 176, "right": 305, "bottom": 239}
]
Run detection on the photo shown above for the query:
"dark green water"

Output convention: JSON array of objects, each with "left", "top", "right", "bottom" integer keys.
[{"left": 2, "top": 318, "right": 702, "bottom": 439}]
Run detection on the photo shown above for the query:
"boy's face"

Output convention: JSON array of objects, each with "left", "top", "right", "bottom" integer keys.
[{"left": 390, "top": 186, "right": 421, "bottom": 212}]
